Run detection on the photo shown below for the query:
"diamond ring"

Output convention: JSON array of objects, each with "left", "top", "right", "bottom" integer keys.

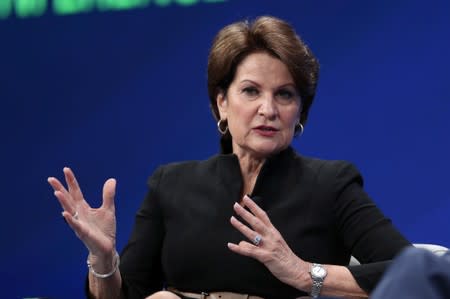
[{"left": 253, "top": 235, "right": 262, "bottom": 246}]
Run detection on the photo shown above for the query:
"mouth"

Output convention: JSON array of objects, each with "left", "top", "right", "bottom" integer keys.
[
  {"left": 254, "top": 125, "right": 279, "bottom": 131},
  {"left": 253, "top": 126, "right": 279, "bottom": 137}
]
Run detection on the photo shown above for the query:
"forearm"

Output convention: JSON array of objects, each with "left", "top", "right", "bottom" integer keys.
[
  {"left": 290, "top": 262, "right": 368, "bottom": 298},
  {"left": 88, "top": 270, "right": 122, "bottom": 299},
  {"left": 320, "top": 265, "right": 367, "bottom": 298},
  {"left": 87, "top": 252, "right": 123, "bottom": 299}
]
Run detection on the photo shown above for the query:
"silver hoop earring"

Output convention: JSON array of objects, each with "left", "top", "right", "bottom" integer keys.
[
  {"left": 217, "top": 119, "right": 228, "bottom": 135},
  {"left": 295, "top": 122, "right": 304, "bottom": 137}
]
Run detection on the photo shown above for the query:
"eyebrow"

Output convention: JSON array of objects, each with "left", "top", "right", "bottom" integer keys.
[{"left": 239, "top": 79, "right": 296, "bottom": 89}]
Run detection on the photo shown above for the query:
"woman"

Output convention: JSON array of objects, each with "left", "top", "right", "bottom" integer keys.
[{"left": 48, "top": 16, "right": 410, "bottom": 299}]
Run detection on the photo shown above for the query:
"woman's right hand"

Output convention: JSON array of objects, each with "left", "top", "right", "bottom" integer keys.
[{"left": 48, "top": 167, "right": 117, "bottom": 261}]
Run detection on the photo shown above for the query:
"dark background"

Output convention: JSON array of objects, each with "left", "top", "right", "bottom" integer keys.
[{"left": 1, "top": 0, "right": 449, "bottom": 298}]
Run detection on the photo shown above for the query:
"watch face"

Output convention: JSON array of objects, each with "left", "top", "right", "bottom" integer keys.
[{"left": 312, "top": 266, "right": 326, "bottom": 278}]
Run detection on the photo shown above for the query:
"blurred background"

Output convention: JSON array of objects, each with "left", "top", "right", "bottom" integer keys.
[{"left": 1, "top": 0, "right": 449, "bottom": 298}]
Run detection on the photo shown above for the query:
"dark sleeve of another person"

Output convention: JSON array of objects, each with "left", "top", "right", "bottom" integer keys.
[
  {"left": 371, "top": 247, "right": 450, "bottom": 299},
  {"left": 331, "top": 161, "right": 412, "bottom": 293}
]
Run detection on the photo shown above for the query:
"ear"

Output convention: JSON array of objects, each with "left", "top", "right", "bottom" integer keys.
[{"left": 216, "top": 91, "right": 228, "bottom": 120}]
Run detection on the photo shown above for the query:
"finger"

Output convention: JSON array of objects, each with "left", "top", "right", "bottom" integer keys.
[
  {"left": 230, "top": 216, "right": 261, "bottom": 245},
  {"left": 47, "top": 176, "right": 70, "bottom": 196},
  {"left": 233, "top": 202, "right": 266, "bottom": 233},
  {"left": 63, "top": 167, "right": 84, "bottom": 202},
  {"left": 61, "top": 210, "right": 87, "bottom": 240},
  {"left": 101, "top": 178, "right": 116, "bottom": 209},
  {"left": 227, "top": 241, "right": 259, "bottom": 258},
  {"left": 48, "top": 176, "right": 79, "bottom": 212},
  {"left": 53, "top": 189, "right": 76, "bottom": 215},
  {"left": 242, "top": 195, "right": 272, "bottom": 225}
]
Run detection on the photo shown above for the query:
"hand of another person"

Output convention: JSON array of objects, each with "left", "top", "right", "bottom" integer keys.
[
  {"left": 228, "top": 195, "right": 309, "bottom": 291},
  {"left": 48, "top": 167, "right": 117, "bottom": 261}
]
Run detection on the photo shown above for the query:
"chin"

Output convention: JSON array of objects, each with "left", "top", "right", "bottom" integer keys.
[{"left": 249, "top": 142, "right": 286, "bottom": 158}]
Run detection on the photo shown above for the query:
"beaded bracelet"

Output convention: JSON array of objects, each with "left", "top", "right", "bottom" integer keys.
[{"left": 87, "top": 251, "right": 120, "bottom": 279}]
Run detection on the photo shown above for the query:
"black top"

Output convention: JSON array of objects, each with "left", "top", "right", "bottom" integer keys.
[{"left": 111, "top": 147, "right": 410, "bottom": 298}]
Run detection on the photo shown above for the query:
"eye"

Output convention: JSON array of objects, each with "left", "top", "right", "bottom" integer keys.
[
  {"left": 242, "top": 86, "right": 259, "bottom": 98},
  {"left": 275, "top": 88, "right": 298, "bottom": 104}
]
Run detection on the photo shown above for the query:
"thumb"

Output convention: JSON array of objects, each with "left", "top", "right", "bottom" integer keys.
[{"left": 101, "top": 178, "right": 116, "bottom": 209}]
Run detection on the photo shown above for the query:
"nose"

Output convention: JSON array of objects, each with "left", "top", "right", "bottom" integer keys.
[{"left": 258, "top": 94, "right": 278, "bottom": 120}]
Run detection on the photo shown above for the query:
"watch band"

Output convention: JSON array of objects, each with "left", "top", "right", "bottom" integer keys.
[
  {"left": 310, "top": 263, "right": 327, "bottom": 298},
  {"left": 310, "top": 279, "right": 324, "bottom": 298}
]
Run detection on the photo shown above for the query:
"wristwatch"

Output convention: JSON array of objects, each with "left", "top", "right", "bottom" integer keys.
[{"left": 310, "top": 263, "right": 327, "bottom": 298}]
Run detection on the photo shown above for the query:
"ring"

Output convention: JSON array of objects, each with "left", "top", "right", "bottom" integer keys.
[
  {"left": 253, "top": 235, "right": 262, "bottom": 246},
  {"left": 72, "top": 211, "right": 79, "bottom": 220}
]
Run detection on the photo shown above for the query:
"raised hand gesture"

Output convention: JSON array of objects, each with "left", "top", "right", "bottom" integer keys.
[{"left": 48, "top": 167, "right": 117, "bottom": 260}]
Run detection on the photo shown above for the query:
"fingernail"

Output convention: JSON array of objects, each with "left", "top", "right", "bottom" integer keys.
[
  {"left": 233, "top": 202, "right": 240, "bottom": 209},
  {"left": 61, "top": 212, "right": 68, "bottom": 224}
]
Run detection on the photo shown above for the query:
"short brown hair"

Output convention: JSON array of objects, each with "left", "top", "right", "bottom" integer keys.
[{"left": 207, "top": 16, "right": 319, "bottom": 152}]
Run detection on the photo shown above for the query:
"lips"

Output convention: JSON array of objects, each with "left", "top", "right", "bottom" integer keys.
[
  {"left": 253, "top": 125, "right": 279, "bottom": 137},
  {"left": 254, "top": 125, "right": 279, "bottom": 131}
]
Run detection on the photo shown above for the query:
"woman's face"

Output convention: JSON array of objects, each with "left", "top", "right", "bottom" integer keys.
[{"left": 217, "top": 52, "right": 301, "bottom": 158}]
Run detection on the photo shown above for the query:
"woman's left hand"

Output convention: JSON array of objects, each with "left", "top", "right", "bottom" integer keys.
[{"left": 228, "top": 195, "right": 309, "bottom": 290}]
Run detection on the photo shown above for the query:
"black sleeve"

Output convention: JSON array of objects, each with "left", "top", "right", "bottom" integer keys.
[
  {"left": 332, "top": 162, "right": 411, "bottom": 293},
  {"left": 118, "top": 166, "right": 166, "bottom": 298},
  {"left": 84, "top": 166, "right": 166, "bottom": 299}
]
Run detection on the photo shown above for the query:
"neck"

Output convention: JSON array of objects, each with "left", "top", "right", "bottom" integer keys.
[{"left": 234, "top": 151, "right": 266, "bottom": 199}]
